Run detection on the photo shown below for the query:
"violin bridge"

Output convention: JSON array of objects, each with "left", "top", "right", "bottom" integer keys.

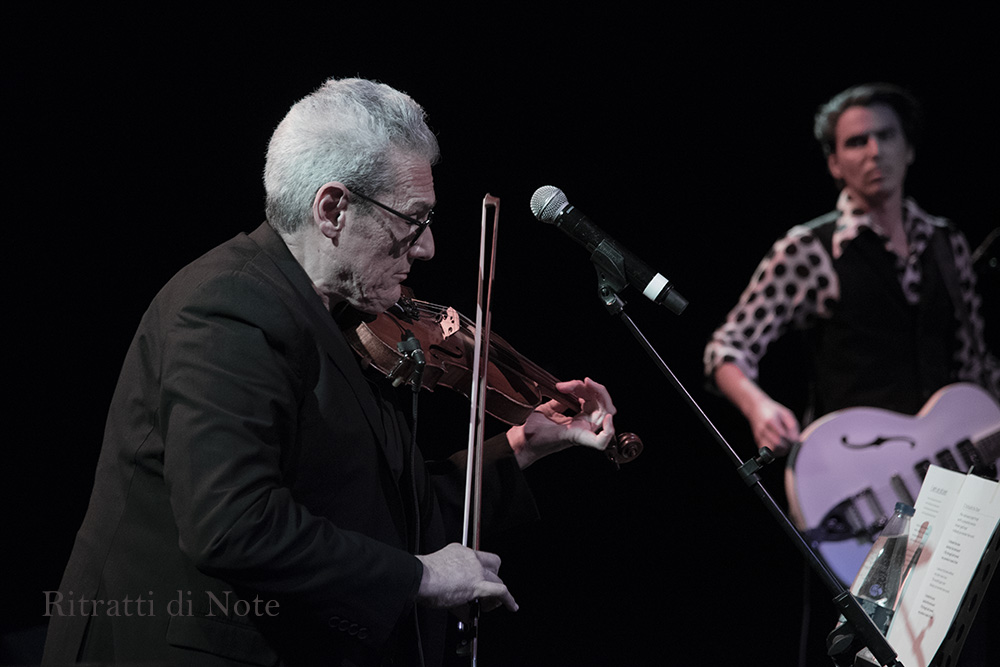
[{"left": 438, "top": 307, "right": 460, "bottom": 338}]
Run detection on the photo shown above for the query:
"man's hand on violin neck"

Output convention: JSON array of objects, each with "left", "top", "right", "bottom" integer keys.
[
  {"left": 507, "top": 377, "right": 618, "bottom": 469},
  {"left": 415, "top": 543, "right": 518, "bottom": 613}
]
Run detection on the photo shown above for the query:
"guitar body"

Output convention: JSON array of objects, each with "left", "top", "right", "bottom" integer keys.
[{"left": 785, "top": 383, "right": 1000, "bottom": 585}]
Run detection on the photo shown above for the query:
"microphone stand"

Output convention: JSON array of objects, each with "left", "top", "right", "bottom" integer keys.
[{"left": 587, "top": 243, "right": 903, "bottom": 667}]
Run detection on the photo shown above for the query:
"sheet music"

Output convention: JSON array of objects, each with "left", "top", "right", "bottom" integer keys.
[{"left": 887, "top": 466, "right": 999, "bottom": 667}]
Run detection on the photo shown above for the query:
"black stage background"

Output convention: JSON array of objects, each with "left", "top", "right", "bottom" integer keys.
[{"left": 5, "top": 6, "right": 998, "bottom": 666}]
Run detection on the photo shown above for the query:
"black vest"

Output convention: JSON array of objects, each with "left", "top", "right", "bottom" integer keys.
[{"left": 804, "top": 212, "right": 959, "bottom": 417}]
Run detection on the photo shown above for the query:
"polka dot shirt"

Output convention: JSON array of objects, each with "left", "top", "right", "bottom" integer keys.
[{"left": 704, "top": 191, "right": 999, "bottom": 397}]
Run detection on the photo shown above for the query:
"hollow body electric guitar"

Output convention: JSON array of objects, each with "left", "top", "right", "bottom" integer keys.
[{"left": 785, "top": 383, "right": 1000, "bottom": 585}]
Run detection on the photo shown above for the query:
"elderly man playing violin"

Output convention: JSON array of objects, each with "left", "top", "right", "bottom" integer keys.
[{"left": 42, "top": 77, "right": 616, "bottom": 667}]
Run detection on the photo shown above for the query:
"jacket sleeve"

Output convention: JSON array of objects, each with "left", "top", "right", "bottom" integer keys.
[
  {"left": 946, "top": 226, "right": 1000, "bottom": 397},
  {"left": 703, "top": 225, "right": 838, "bottom": 384},
  {"left": 423, "top": 434, "right": 539, "bottom": 545}
]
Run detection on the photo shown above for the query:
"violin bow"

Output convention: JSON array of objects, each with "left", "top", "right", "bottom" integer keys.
[{"left": 457, "top": 194, "right": 500, "bottom": 663}]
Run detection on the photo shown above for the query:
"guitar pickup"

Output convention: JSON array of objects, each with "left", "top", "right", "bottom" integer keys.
[
  {"left": 956, "top": 438, "right": 980, "bottom": 469},
  {"left": 855, "top": 488, "right": 886, "bottom": 538},
  {"left": 935, "top": 449, "right": 960, "bottom": 471},
  {"left": 890, "top": 474, "right": 915, "bottom": 506}
]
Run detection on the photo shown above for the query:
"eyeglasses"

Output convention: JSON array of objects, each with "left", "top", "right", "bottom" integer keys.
[{"left": 350, "top": 189, "right": 434, "bottom": 244}]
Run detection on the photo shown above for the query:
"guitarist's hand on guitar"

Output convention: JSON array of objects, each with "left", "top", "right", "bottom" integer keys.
[
  {"left": 747, "top": 396, "right": 800, "bottom": 456},
  {"left": 714, "top": 362, "right": 800, "bottom": 455}
]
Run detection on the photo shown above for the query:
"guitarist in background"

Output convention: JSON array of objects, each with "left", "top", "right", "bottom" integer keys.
[
  {"left": 704, "top": 82, "right": 999, "bottom": 457},
  {"left": 702, "top": 82, "right": 999, "bottom": 665}
]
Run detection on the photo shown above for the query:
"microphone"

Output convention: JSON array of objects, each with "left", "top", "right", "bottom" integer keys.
[{"left": 529, "top": 185, "right": 688, "bottom": 314}]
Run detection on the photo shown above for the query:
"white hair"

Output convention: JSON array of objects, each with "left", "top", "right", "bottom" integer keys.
[{"left": 264, "top": 78, "right": 440, "bottom": 234}]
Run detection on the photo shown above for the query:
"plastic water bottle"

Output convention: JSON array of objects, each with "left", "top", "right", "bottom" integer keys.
[{"left": 850, "top": 502, "right": 914, "bottom": 634}]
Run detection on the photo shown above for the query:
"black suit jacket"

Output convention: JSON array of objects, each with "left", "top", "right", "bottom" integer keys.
[{"left": 42, "top": 223, "right": 535, "bottom": 666}]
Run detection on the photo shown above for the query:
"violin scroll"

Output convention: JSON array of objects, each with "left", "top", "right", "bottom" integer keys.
[{"left": 606, "top": 431, "right": 643, "bottom": 465}]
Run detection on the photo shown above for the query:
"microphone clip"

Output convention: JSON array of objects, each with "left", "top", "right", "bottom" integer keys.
[
  {"left": 590, "top": 240, "right": 629, "bottom": 308},
  {"left": 391, "top": 329, "right": 426, "bottom": 392}
]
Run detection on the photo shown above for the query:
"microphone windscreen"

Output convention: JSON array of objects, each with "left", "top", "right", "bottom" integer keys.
[{"left": 529, "top": 185, "right": 568, "bottom": 223}]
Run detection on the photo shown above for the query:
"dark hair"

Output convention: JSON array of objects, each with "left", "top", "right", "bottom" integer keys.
[{"left": 813, "top": 83, "right": 923, "bottom": 157}]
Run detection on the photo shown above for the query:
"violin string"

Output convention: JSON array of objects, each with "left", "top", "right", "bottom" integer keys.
[
  {"left": 412, "top": 301, "right": 552, "bottom": 377},
  {"left": 377, "top": 298, "right": 580, "bottom": 416},
  {"left": 409, "top": 300, "right": 567, "bottom": 398}
]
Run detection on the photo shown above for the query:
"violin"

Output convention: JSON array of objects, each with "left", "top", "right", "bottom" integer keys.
[{"left": 345, "top": 287, "right": 642, "bottom": 464}]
